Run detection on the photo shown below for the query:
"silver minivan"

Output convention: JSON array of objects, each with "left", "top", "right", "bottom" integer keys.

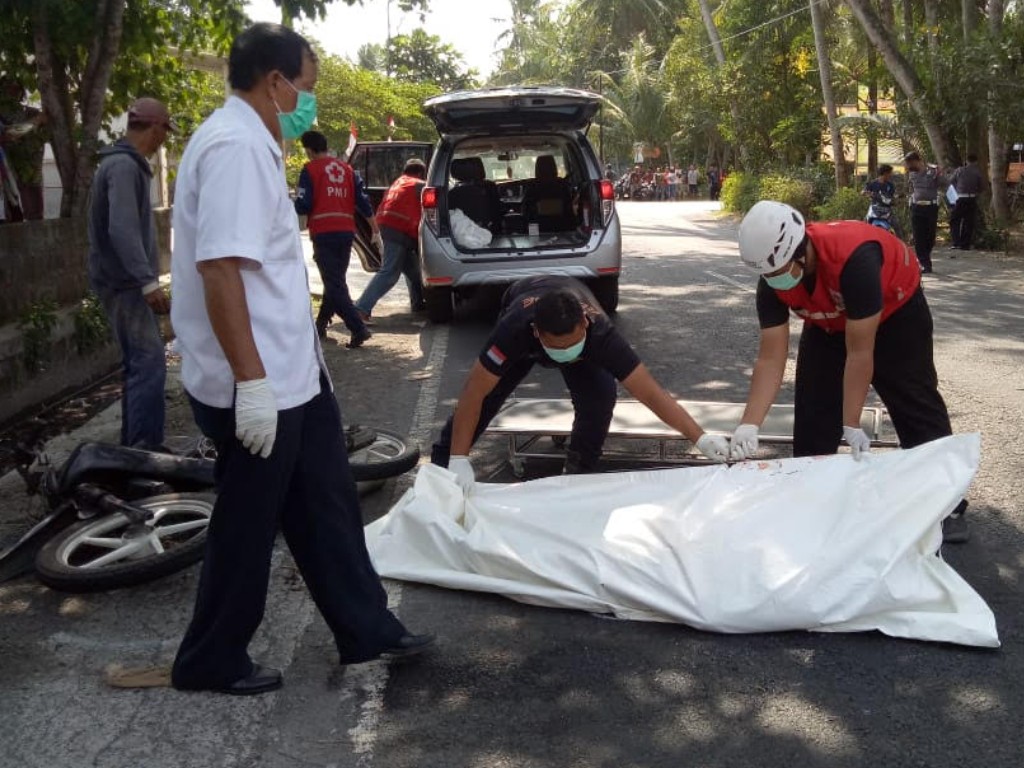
[{"left": 418, "top": 86, "right": 622, "bottom": 322}]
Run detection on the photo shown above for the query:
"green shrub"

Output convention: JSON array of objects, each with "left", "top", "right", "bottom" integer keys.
[
  {"left": 721, "top": 171, "right": 759, "bottom": 214},
  {"left": 814, "top": 187, "right": 866, "bottom": 222},
  {"left": 973, "top": 210, "right": 1010, "bottom": 252},
  {"left": 758, "top": 174, "right": 815, "bottom": 217},
  {"left": 72, "top": 292, "right": 111, "bottom": 355},
  {"left": 18, "top": 300, "right": 58, "bottom": 375},
  {"left": 786, "top": 163, "right": 836, "bottom": 207}
]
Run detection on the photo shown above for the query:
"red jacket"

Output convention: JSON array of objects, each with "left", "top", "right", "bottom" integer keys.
[
  {"left": 376, "top": 174, "right": 423, "bottom": 240},
  {"left": 304, "top": 156, "right": 356, "bottom": 236},
  {"left": 772, "top": 221, "right": 920, "bottom": 333}
]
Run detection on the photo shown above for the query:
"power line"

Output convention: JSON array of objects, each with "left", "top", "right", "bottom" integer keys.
[{"left": 696, "top": 0, "right": 831, "bottom": 53}]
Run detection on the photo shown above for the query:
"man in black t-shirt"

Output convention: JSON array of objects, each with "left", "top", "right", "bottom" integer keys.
[{"left": 430, "top": 276, "right": 730, "bottom": 488}]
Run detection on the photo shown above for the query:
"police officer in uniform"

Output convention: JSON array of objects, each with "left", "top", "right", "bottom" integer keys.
[
  {"left": 730, "top": 201, "right": 969, "bottom": 543},
  {"left": 431, "top": 275, "right": 731, "bottom": 486},
  {"left": 949, "top": 154, "right": 984, "bottom": 250},
  {"left": 295, "top": 130, "right": 381, "bottom": 347},
  {"left": 902, "top": 150, "right": 947, "bottom": 273}
]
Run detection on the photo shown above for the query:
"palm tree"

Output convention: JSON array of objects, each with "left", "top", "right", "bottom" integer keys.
[
  {"left": 594, "top": 35, "right": 673, "bottom": 165},
  {"left": 809, "top": 0, "right": 848, "bottom": 188}
]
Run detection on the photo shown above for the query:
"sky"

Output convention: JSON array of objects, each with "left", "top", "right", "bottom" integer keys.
[{"left": 245, "top": 0, "right": 511, "bottom": 78}]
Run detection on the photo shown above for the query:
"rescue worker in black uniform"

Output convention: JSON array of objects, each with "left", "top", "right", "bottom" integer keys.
[
  {"left": 430, "top": 276, "right": 730, "bottom": 486},
  {"left": 729, "top": 201, "right": 969, "bottom": 543}
]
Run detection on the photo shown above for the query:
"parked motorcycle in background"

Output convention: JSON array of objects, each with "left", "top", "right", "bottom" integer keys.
[{"left": 866, "top": 191, "right": 902, "bottom": 238}]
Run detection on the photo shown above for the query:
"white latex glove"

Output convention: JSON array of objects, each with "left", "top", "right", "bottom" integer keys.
[
  {"left": 730, "top": 423, "right": 760, "bottom": 461},
  {"left": 447, "top": 455, "right": 476, "bottom": 493},
  {"left": 235, "top": 378, "right": 278, "bottom": 458},
  {"left": 695, "top": 433, "right": 730, "bottom": 463},
  {"left": 842, "top": 426, "right": 871, "bottom": 461},
  {"left": 372, "top": 232, "right": 385, "bottom": 253}
]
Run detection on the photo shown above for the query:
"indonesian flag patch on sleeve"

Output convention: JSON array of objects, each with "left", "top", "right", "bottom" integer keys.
[{"left": 486, "top": 345, "right": 507, "bottom": 367}]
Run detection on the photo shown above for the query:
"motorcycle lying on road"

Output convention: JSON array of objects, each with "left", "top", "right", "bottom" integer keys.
[{"left": 0, "top": 425, "right": 419, "bottom": 593}]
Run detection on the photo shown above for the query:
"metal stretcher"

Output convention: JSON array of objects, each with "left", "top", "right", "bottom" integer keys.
[{"left": 484, "top": 397, "right": 900, "bottom": 477}]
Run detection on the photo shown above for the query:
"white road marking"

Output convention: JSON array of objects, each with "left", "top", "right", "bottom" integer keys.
[
  {"left": 706, "top": 270, "right": 756, "bottom": 293},
  {"left": 347, "top": 323, "right": 450, "bottom": 766}
]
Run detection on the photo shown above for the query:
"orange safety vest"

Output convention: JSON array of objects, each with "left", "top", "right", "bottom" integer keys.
[
  {"left": 772, "top": 221, "right": 921, "bottom": 333},
  {"left": 305, "top": 156, "right": 356, "bottom": 236},
  {"left": 376, "top": 174, "right": 423, "bottom": 240}
]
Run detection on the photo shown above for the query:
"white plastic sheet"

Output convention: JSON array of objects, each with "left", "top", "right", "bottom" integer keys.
[
  {"left": 366, "top": 434, "right": 998, "bottom": 647},
  {"left": 449, "top": 208, "right": 493, "bottom": 247}
]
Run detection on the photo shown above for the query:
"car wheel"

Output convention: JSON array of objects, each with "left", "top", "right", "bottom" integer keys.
[
  {"left": 590, "top": 275, "right": 619, "bottom": 314},
  {"left": 424, "top": 285, "right": 454, "bottom": 323}
]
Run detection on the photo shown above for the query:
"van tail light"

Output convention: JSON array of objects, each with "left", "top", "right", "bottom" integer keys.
[
  {"left": 599, "top": 180, "right": 615, "bottom": 228},
  {"left": 422, "top": 186, "right": 439, "bottom": 232}
]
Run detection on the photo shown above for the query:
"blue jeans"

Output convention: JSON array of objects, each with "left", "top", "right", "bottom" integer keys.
[
  {"left": 97, "top": 287, "right": 166, "bottom": 448},
  {"left": 355, "top": 234, "right": 423, "bottom": 316},
  {"left": 312, "top": 231, "right": 367, "bottom": 334},
  {"left": 172, "top": 376, "right": 407, "bottom": 689}
]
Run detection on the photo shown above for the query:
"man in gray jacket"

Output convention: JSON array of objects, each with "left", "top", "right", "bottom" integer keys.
[{"left": 87, "top": 97, "right": 174, "bottom": 448}]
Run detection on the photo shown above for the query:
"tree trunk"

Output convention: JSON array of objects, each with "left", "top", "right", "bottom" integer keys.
[
  {"left": 901, "top": 0, "right": 913, "bottom": 45},
  {"left": 810, "top": 0, "right": 846, "bottom": 188},
  {"left": 843, "top": 0, "right": 958, "bottom": 169},
  {"left": 33, "top": 0, "right": 127, "bottom": 217},
  {"left": 696, "top": 0, "right": 746, "bottom": 168},
  {"left": 961, "top": 0, "right": 984, "bottom": 167},
  {"left": 986, "top": 0, "right": 1009, "bottom": 222},
  {"left": 867, "top": 48, "right": 878, "bottom": 176}
]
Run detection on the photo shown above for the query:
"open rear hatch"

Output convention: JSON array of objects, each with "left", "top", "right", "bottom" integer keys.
[{"left": 423, "top": 87, "right": 602, "bottom": 135}]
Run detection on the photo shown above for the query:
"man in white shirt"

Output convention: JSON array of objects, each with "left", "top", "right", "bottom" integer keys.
[{"left": 169, "top": 22, "right": 433, "bottom": 696}]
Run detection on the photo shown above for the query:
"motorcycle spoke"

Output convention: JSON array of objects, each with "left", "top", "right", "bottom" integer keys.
[
  {"left": 363, "top": 445, "right": 398, "bottom": 462},
  {"left": 79, "top": 536, "right": 125, "bottom": 550},
  {"left": 146, "top": 532, "right": 165, "bottom": 555},
  {"left": 79, "top": 541, "right": 146, "bottom": 569},
  {"left": 153, "top": 519, "right": 208, "bottom": 537}
]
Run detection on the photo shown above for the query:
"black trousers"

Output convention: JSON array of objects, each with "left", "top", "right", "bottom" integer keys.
[
  {"left": 431, "top": 358, "right": 617, "bottom": 470},
  {"left": 313, "top": 231, "right": 367, "bottom": 335},
  {"left": 792, "top": 290, "right": 953, "bottom": 457},
  {"left": 910, "top": 205, "right": 938, "bottom": 270},
  {"left": 172, "top": 376, "right": 405, "bottom": 689},
  {"left": 949, "top": 197, "right": 978, "bottom": 248}
]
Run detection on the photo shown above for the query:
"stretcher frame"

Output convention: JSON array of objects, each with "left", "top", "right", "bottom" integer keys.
[{"left": 484, "top": 396, "right": 900, "bottom": 477}]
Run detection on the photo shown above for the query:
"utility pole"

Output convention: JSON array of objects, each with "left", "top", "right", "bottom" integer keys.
[{"left": 386, "top": 0, "right": 393, "bottom": 77}]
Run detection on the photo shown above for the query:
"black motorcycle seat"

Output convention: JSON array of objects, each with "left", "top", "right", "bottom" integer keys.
[{"left": 56, "top": 442, "right": 215, "bottom": 495}]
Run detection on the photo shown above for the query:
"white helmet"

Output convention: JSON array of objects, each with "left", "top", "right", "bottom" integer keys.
[{"left": 738, "top": 200, "right": 806, "bottom": 274}]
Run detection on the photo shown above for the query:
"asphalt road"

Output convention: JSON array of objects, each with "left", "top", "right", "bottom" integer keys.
[{"left": 1, "top": 201, "right": 1022, "bottom": 768}]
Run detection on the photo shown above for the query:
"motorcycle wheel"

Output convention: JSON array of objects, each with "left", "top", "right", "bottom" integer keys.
[
  {"left": 349, "top": 428, "right": 420, "bottom": 490},
  {"left": 34, "top": 492, "right": 214, "bottom": 593}
]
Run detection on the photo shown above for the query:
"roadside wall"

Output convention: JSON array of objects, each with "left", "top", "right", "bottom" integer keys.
[{"left": 0, "top": 209, "right": 172, "bottom": 425}]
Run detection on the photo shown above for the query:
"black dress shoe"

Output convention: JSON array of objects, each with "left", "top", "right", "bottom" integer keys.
[
  {"left": 214, "top": 665, "right": 283, "bottom": 696},
  {"left": 381, "top": 633, "right": 436, "bottom": 659},
  {"left": 346, "top": 328, "right": 373, "bottom": 349}
]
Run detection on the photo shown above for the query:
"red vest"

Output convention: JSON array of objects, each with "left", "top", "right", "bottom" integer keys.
[
  {"left": 376, "top": 174, "right": 423, "bottom": 240},
  {"left": 305, "top": 156, "right": 356, "bottom": 236},
  {"left": 773, "top": 221, "right": 921, "bottom": 333}
]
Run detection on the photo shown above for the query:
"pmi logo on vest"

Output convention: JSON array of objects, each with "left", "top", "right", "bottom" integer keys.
[{"left": 324, "top": 160, "right": 350, "bottom": 198}]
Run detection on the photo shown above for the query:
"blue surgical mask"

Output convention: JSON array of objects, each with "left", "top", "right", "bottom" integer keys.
[
  {"left": 764, "top": 264, "right": 802, "bottom": 291},
  {"left": 542, "top": 334, "right": 586, "bottom": 364},
  {"left": 275, "top": 79, "right": 317, "bottom": 140}
]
